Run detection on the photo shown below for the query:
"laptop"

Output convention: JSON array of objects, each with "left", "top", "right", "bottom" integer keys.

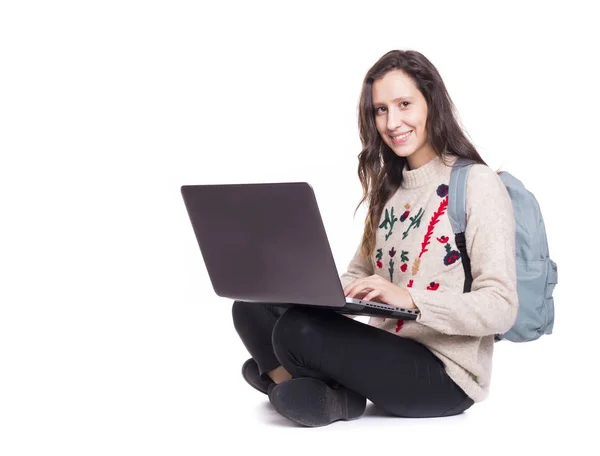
[{"left": 180, "top": 181, "right": 419, "bottom": 320}]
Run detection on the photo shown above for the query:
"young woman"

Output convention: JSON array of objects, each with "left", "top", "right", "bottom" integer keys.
[{"left": 232, "top": 49, "right": 518, "bottom": 427}]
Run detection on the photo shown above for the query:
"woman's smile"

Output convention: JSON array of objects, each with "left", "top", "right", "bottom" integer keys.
[{"left": 390, "top": 130, "right": 412, "bottom": 145}]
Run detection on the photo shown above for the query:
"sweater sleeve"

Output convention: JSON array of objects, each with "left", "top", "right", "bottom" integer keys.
[
  {"left": 340, "top": 238, "right": 374, "bottom": 289},
  {"left": 406, "top": 164, "right": 519, "bottom": 337},
  {"left": 339, "top": 238, "right": 374, "bottom": 319}
]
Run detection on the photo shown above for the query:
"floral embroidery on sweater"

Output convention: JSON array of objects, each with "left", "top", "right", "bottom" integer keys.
[
  {"left": 411, "top": 258, "right": 421, "bottom": 276},
  {"left": 427, "top": 282, "right": 440, "bottom": 291},
  {"left": 437, "top": 235, "right": 461, "bottom": 265},
  {"left": 400, "top": 203, "right": 411, "bottom": 222},
  {"left": 411, "top": 184, "right": 449, "bottom": 275},
  {"left": 379, "top": 207, "right": 398, "bottom": 241},
  {"left": 400, "top": 250, "right": 409, "bottom": 272},
  {"left": 443, "top": 243, "right": 461, "bottom": 266},
  {"left": 375, "top": 248, "right": 383, "bottom": 269},
  {"left": 388, "top": 247, "right": 396, "bottom": 281},
  {"left": 437, "top": 184, "right": 449, "bottom": 198},
  {"left": 402, "top": 207, "right": 424, "bottom": 239}
]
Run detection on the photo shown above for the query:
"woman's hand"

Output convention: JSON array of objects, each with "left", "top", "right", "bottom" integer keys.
[{"left": 343, "top": 274, "right": 417, "bottom": 310}]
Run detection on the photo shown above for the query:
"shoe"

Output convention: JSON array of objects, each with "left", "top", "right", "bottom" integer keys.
[
  {"left": 241, "top": 358, "right": 274, "bottom": 395},
  {"left": 268, "top": 377, "right": 366, "bottom": 427}
]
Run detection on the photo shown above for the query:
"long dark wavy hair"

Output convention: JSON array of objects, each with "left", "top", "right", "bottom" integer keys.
[{"left": 354, "top": 49, "right": 488, "bottom": 261}]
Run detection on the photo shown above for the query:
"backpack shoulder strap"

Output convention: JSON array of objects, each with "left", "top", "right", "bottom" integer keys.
[{"left": 448, "top": 158, "right": 474, "bottom": 234}]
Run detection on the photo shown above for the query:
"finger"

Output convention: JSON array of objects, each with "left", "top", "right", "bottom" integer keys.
[
  {"left": 346, "top": 286, "right": 361, "bottom": 298},
  {"left": 348, "top": 288, "right": 370, "bottom": 299},
  {"left": 343, "top": 279, "right": 362, "bottom": 296},
  {"left": 343, "top": 279, "right": 357, "bottom": 295},
  {"left": 364, "top": 289, "right": 381, "bottom": 302},
  {"left": 345, "top": 280, "right": 370, "bottom": 297},
  {"left": 345, "top": 275, "right": 378, "bottom": 295}
]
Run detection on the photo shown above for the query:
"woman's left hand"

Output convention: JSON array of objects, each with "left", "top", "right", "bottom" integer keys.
[{"left": 343, "top": 274, "right": 418, "bottom": 310}]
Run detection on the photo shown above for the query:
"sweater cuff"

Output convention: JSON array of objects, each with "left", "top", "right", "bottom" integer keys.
[{"left": 406, "top": 288, "right": 453, "bottom": 327}]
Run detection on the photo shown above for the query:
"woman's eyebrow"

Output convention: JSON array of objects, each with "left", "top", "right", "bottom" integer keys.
[{"left": 373, "top": 96, "right": 414, "bottom": 107}]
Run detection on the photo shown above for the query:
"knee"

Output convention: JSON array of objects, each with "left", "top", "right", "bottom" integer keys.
[
  {"left": 271, "top": 307, "right": 320, "bottom": 353},
  {"left": 231, "top": 300, "right": 251, "bottom": 332}
]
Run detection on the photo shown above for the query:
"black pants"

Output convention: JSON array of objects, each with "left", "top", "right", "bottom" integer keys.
[{"left": 232, "top": 301, "right": 474, "bottom": 418}]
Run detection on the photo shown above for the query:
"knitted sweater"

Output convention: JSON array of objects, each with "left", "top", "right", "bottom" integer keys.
[{"left": 340, "top": 153, "right": 519, "bottom": 402}]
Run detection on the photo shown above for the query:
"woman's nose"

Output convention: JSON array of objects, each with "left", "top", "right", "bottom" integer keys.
[{"left": 386, "top": 109, "right": 403, "bottom": 131}]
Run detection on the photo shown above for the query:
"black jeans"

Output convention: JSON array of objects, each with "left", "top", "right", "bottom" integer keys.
[{"left": 231, "top": 301, "right": 475, "bottom": 418}]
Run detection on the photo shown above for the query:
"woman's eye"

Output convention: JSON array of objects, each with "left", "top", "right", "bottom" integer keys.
[{"left": 375, "top": 102, "right": 409, "bottom": 114}]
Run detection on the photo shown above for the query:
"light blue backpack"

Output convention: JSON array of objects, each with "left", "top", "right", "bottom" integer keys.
[{"left": 448, "top": 158, "right": 558, "bottom": 342}]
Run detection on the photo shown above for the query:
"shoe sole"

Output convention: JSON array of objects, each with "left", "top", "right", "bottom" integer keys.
[{"left": 270, "top": 378, "right": 365, "bottom": 427}]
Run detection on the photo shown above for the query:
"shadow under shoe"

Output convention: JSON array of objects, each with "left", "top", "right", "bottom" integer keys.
[
  {"left": 241, "top": 358, "right": 274, "bottom": 395},
  {"left": 268, "top": 377, "right": 366, "bottom": 427}
]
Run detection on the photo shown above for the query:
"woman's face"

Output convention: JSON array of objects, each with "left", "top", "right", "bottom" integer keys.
[{"left": 372, "top": 69, "right": 437, "bottom": 169}]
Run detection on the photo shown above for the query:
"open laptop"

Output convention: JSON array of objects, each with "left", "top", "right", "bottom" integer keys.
[{"left": 180, "top": 181, "right": 419, "bottom": 320}]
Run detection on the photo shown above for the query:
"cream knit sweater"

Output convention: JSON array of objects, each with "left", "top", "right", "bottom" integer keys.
[{"left": 340, "top": 153, "right": 519, "bottom": 402}]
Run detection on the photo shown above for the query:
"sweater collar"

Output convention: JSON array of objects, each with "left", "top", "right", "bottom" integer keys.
[{"left": 401, "top": 154, "right": 455, "bottom": 189}]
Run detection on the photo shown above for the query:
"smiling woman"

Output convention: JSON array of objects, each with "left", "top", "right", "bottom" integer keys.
[
  {"left": 372, "top": 75, "right": 434, "bottom": 169},
  {"left": 230, "top": 49, "right": 517, "bottom": 427}
]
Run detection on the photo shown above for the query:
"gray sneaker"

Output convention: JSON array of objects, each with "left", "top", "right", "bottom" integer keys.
[{"left": 268, "top": 377, "right": 366, "bottom": 427}]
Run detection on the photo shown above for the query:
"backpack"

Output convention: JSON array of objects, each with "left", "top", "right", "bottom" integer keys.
[{"left": 448, "top": 158, "right": 558, "bottom": 342}]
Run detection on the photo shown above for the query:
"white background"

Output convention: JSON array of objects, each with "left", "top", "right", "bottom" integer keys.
[{"left": 1, "top": 1, "right": 598, "bottom": 454}]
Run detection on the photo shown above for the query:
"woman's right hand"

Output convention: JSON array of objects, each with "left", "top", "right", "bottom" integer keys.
[{"left": 346, "top": 288, "right": 383, "bottom": 302}]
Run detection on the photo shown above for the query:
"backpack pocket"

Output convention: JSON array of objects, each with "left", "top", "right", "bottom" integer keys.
[{"left": 504, "top": 259, "right": 554, "bottom": 342}]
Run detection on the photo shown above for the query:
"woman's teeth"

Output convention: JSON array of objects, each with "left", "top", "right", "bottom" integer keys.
[
  {"left": 392, "top": 131, "right": 411, "bottom": 140},
  {"left": 391, "top": 130, "right": 412, "bottom": 144}
]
